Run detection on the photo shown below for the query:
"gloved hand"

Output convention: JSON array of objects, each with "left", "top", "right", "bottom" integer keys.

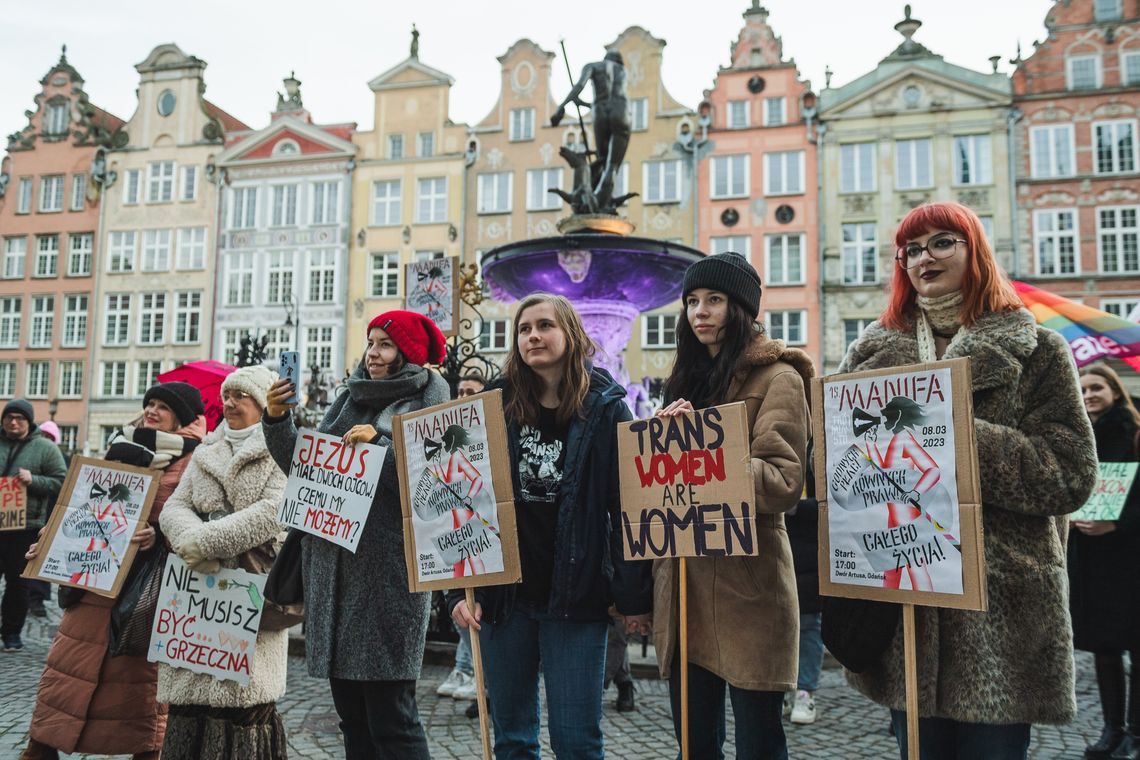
[
  {"left": 190, "top": 558, "right": 222, "bottom": 575},
  {"left": 177, "top": 538, "right": 219, "bottom": 574}
]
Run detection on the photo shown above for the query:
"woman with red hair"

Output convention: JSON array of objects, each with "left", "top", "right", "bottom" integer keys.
[{"left": 838, "top": 202, "right": 1098, "bottom": 758}]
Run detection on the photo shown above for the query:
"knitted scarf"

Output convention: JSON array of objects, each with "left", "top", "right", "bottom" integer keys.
[
  {"left": 317, "top": 362, "right": 449, "bottom": 444},
  {"left": 915, "top": 291, "right": 964, "bottom": 363},
  {"left": 105, "top": 424, "right": 200, "bottom": 469}
]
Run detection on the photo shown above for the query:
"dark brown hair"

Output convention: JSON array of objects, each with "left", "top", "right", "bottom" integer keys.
[{"left": 1080, "top": 363, "right": 1140, "bottom": 427}]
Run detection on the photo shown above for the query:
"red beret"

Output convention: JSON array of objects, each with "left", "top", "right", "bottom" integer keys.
[{"left": 367, "top": 310, "right": 448, "bottom": 366}]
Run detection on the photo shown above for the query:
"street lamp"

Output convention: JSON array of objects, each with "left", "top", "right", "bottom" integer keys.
[
  {"left": 676, "top": 104, "right": 713, "bottom": 248},
  {"left": 48, "top": 398, "right": 58, "bottom": 421}
]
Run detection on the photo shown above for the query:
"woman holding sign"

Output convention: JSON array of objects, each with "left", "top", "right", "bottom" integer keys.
[
  {"left": 839, "top": 201, "right": 1097, "bottom": 758},
  {"left": 653, "top": 251, "right": 813, "bottom": 759},
  {"left": 264, "top": 310, "right": 449, "bottom": 760},
  {"left": 1071, "top": 364, "right": 1140, "bottom": 760}
]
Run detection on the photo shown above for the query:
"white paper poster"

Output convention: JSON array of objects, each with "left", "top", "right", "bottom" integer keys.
[{"left": 405, "top": 257, "right": 456, "bottom": 334}]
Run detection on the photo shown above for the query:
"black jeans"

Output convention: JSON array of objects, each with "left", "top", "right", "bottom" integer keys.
[
  {"left": 328, "top": 677, "right": 431, "bottom": 760},
  {"left": 0, "top": 529, "right": 35, "bottom": 637}
]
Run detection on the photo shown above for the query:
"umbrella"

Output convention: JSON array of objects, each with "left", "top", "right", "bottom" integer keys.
[
  {"left": 157, "top": 360, "right": 236, "bottom": 431},
  {"left": 1013, "top": 281, "right": 1140, "bottom": 372}
]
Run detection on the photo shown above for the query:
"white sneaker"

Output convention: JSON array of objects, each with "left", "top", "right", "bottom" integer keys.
[
  {"left": 437, "top": 668, "right": 470, "bottom": 697},
  {"left": 790, "top": 689, "right": 816, "bottom": 724},
  {"left": 782, "top": 691, "right": 793, "bottom": 718},
  {"left": 452, "top": 674, "right": 478, "bottom": 701}
]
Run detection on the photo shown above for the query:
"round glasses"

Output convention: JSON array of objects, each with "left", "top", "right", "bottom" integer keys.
[{"left": 895, "top": 234, "right": 965, "bottom": 269}]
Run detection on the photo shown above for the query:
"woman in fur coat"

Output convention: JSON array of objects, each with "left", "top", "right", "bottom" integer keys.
[
  {"left": 158, "top": 365, "right": 290, "bottom": 760},
  {"left": 840, "top": 201, "right": 1098, "bottom": 759}
]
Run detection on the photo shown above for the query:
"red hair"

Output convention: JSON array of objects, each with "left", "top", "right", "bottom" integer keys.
[{"left": 881, "top": 202, "right": 1022, "bottom": 330}]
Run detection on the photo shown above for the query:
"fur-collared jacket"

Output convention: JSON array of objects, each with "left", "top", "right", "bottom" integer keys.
[
  {"left": 157, "top": 423, "right": 289, "bottom": 709},
  {"left": 653, "top": 333, "right": 814, "bottom": 692},
  {"left": 840, "top": 308, "right": 1097, "bottom": 725}
]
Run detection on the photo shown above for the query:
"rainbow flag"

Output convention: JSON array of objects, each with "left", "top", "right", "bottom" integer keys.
[{"left": 1013, "top": 281, "right": 1140, "bottom": 372}]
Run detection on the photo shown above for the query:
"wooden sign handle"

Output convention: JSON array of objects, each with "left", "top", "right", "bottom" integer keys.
[
  {"left": 466, "top": 587, "right": 493, "bottom": 760},
  {"left": 679, "top": 556, "right": 690, "bottom": 760},
  {"left": 903, "top": 603, "right": 919, "bottom": 759}
]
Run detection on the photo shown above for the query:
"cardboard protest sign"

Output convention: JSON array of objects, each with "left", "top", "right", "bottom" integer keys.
[
  {"left": 0, "top": 477, "right": 26, "bottom": 531},
  {"left": 1072, "top": 462, "right": 1139, "bottom": 521},
  {"left": 811, "top": 358, "right": 986, "bottom": 611},
  {"left": 394, "top": 390, "right": 521, "bottom": 592},
  {"left": 278, "top": 429, "right": 386, "bottom": 553},
  {"left": 22, "top": 457, "right": 158, "bottom": 598},
  {"left": 616, "top": 402, "right": 755, "bottom": 560},
  {"left": 405, "top": 257, "right": 460, "bottom": 337},
  {"left": 147, "top": 555, "right": 265, "bottom": 686}
]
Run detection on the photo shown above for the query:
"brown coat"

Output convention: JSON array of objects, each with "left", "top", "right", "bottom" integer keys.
[
  {"left": 29, "top": 417, "right": 205, "bottom": 754},
  {"left": 652, "top": 334, "right": 814, "bottom": 691}
]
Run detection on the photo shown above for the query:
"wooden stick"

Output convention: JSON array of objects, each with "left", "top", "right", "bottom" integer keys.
[
  {"left": 466, "top": 587, "right": 493, "bottom": 760},
  {"left": 903, "top": 603, "right": 920, "bottom": 760},
  {"left": 679, "top": 557, "right": 690, "bottom": 760}
]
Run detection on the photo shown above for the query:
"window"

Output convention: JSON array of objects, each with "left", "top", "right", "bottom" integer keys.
[
  {"left": 416, "top": 178, "right": 447, "bottom": 223},
  {"left": 70, "top": 173, "right": 86, "bottom": 211},
  {"left": 176, "top": 227, "right": 206, "bottom": 270},
  {"left": 840, "top": 143, "right": 876, "bottom": 192},
  {"left": 58, "top": 361, "right": 82, "bottom": 398},
  {"left": 157, "top": 89, "right": 176, "bottom": 117},
  {"left": 642, "top": 314, "right": 677, "bottom": 349},
  {"left": 612, "top": 162, "right": 630, "bottom": 198},
  {"left": 122, "top": 170, "right": 141, "bottom": 205},
  {"left": 265, "top": 251, "right": 294, "bottom": 305},
  {"left": 101, "top": 362, "right": 128, "bottom": 397},
  {"left": 67, "top": 233, "right": 92, "bottom": 276},
  {"left": 765, "top": 151, "right": 804, "bottom": 195},
  {"left": 509, "top": 108, "right": 535, "bottom": 141},
  {"left": 844, "top": 319, "right": 872, "bottom": 350},
  {"left": 979, "top": 215, "right": 995, "bottom": 243},
  {"left": 179, "top": 165, "right": 198, "bottom": 201},
  {"left": 766, "top": 310, "right": 806, "bottom": 345},
  {"left": 1098, "top": 206, "right": 1140, "bottom": 273},
  {"left": 271, "top": 184, "right": 299, "bottom": 226},
  {"left": 261, "top": 328, "right": 292, "bottom": 361},
  {"left": 141, "top": 229, "right": 172, "bottom": 272},
  {"left": 173, "top": 291, "right": 202, "bottom": 344},
  {"left": 1068, "top": 55, "right": 1101, "bottom": 90},
  {"left": 136, "top": 361, "right": 163, "bottom": 396},
  {"left": 16, "top": 178, "right": 32, "bottom": 214},
  {"left": 226, "top": 252, "right": 254, "bottom": 305},
  {"left": 477, "top": 172, "right": 513, "bottom": 213},
  {"left": 1031, "top": 125, "right": 1075, "bottom": 178},
  {"left": 710, "top": 155, "right": 749, "bottom": 199},
  {"left": 1095, "top": 0, "right": 1123, "bottom": 20},
  {"left": 138, "top": 293, "right": 166, "bottom": 345},
  {"left": 895, "top": 138, "right": 932, "bottom": 190},
  {"left": 1102, "top": 298, "right": 1140, "bottom": 319},
  {"left": 728, "top": 100, "right": 749, "bottom": 129},
  {"left": 58, "top": 425, "right": 78, "bottom": 453},
  {"left": 231, "top": 187, "right": 257, "bottom": 228},
  {"left": 147, "top": 161, "right": 175, "bottom": 203},
  {"left": 62, "top": 295, "right": 87, "bottom": 347},
  {"left": 710, "top": 235, "right": 750, "bottom": 256},
  {"left": 3, "top": 238, "right": 25, "bottom": 279},
  {"left": 0, "top": 298, "right": 21, "bottom": 347},
  {"left": 45, "top": 102, "right": 69, "bottom": 135},
  {"left": 1095, "top": 121, "right": 1136, "bottom": 174},
  {"left": 417, "top": 132, "right": 434, "bottom": 157},
  {"left": 644, "top": 160, "right": 683, "bottom": 203},
  {"left": 33, "top": 235, "right": 58, "bottom": 278},
  {"left": 765, "top": 235, "right": 804, "bottom": 285},
  {"left": 842, "top": 223, "right": 878, "bottom": 284},
  {"left": 29, "top": 296, "right": 53, "bottom": 348},
  {"left": 220, "top": 329, "right": 242, "bottom": 365},
  {"left": 1035, "top": 209, "right": 1079, "bottom": 275},
  {"left": 478, "top": 319, "right": 510, "bottom": 352},
  {"left": 305, "top": 326, "right": 334, "bottom": 370},
  {"left": 764, "top": 97, "right": 785, "bottom": 126},
  {"left": 312, "top": 181, "right": 339, "bottom": 224},
  {"left": 629, "top": 98, "right": 649, "bottom": 131},
  {"left": 527, "top": 168, "right": 563, "bottom": 211},
  {"left": 39, "top": 175, "right": 64, "bottom": 212},
  {"left": 307, "top": 249, "right": 336, "bottom": 303},
  {"left": 0, "top": 364, "right": 14, "bottom": 397},
  {"left": 414, "top": 250, "right": 443, "bottom": 263},
  {"left": 100, "top": 425, "right": 120, "bottom": 448},
  {"left": 388, "top": 134, "right": 404, "bottom": 159},
  {"left": 954, "top": 135, "right": 993, "bottom": 185},
  {"left": 1124, "top": 53, "right": 1140, "bottom": 87},
  {"left": 103, "top": 294, "right": 130, "bottom": 346},
  {"left": 26, "top": 362, "right": 49, "bottom": 399},
  {"left": 371, "top": 180, "right": 401, "bottom": 226},
  {"left": 370, "top": 253, "right": 400, "bottom": 297}
]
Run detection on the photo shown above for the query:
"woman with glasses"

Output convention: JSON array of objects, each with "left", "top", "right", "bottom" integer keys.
[{"left": 839, "top": 201, "right": 1097, "bottom": 759}]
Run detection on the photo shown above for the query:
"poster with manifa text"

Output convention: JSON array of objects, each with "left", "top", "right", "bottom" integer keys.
[
  {"left": 394, "top": 390, "right": 521, "bottom": 592},
  {"left": 811, "top": 358, "right": 986, "bottom": 611},
  {"left": 404, "top": 257, "right": 459, "bottom": 337}
]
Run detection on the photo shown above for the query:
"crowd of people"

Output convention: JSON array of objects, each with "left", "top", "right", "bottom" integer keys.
[{"left": 0, "top": 200, "right": 1127, "bottom": 760}]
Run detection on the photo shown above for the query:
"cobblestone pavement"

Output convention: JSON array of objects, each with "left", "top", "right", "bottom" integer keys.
[{"left": 0, "top": 600, "right": 1109, "bottom": 758}]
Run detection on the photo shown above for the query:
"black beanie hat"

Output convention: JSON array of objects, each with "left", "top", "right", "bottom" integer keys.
[
  {"left": 143, "top": 381, "right": 205, "bottom": 427},
  {"left": 682, "top": 251, "right": 762, "bottom": 318},
  {"left": 2, "top": 399, "right": 34, "bottom": 424}
]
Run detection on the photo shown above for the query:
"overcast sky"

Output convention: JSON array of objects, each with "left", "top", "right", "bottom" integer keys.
[{"left": 2, "top": 0, "right": 1051, "bottom": 139}]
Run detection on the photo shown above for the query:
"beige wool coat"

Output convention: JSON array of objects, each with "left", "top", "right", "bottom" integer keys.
[
  {"left": 839, "top": 308, "right": 1098, "bottom": 725},
  {"left": 653, "top": 334, "right": 814, "bottom": 692}
]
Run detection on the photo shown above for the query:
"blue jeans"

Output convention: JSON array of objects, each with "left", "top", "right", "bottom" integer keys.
[
  {"left": 455, "top": 621, "right": 473, "bottom": 675},
  {"left": 480, "top": 603, "right": 608, "bottom": 760},
  {"left": 668, "top": 651, "right": 788, "bottom": 760},
  {"left": 798, "top": 612, "right": 823, "bottom": 691},
  {"left": 889, "top": 711, "right": 1030, "bottom": 760}
]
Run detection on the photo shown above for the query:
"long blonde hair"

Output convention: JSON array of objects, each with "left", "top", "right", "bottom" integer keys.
[{"left": 503, "top": 293, "right": 596, "bottom": 428}]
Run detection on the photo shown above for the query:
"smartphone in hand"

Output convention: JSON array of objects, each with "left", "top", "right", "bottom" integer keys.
[{"left": 280, "top": 351, "right": 301, "bottom": 405}]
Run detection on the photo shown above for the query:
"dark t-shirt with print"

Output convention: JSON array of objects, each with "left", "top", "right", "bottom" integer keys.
[{"left": 516, "top": 405, "right": 569, "bottom": 605}]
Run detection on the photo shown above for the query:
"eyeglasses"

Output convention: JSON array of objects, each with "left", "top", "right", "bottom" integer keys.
[
  {"left": 896, "top": 234, "right": 966, "bottom": 269},
  {"left": 221, "top": 390, "right": 250, "bottom": 402}
]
